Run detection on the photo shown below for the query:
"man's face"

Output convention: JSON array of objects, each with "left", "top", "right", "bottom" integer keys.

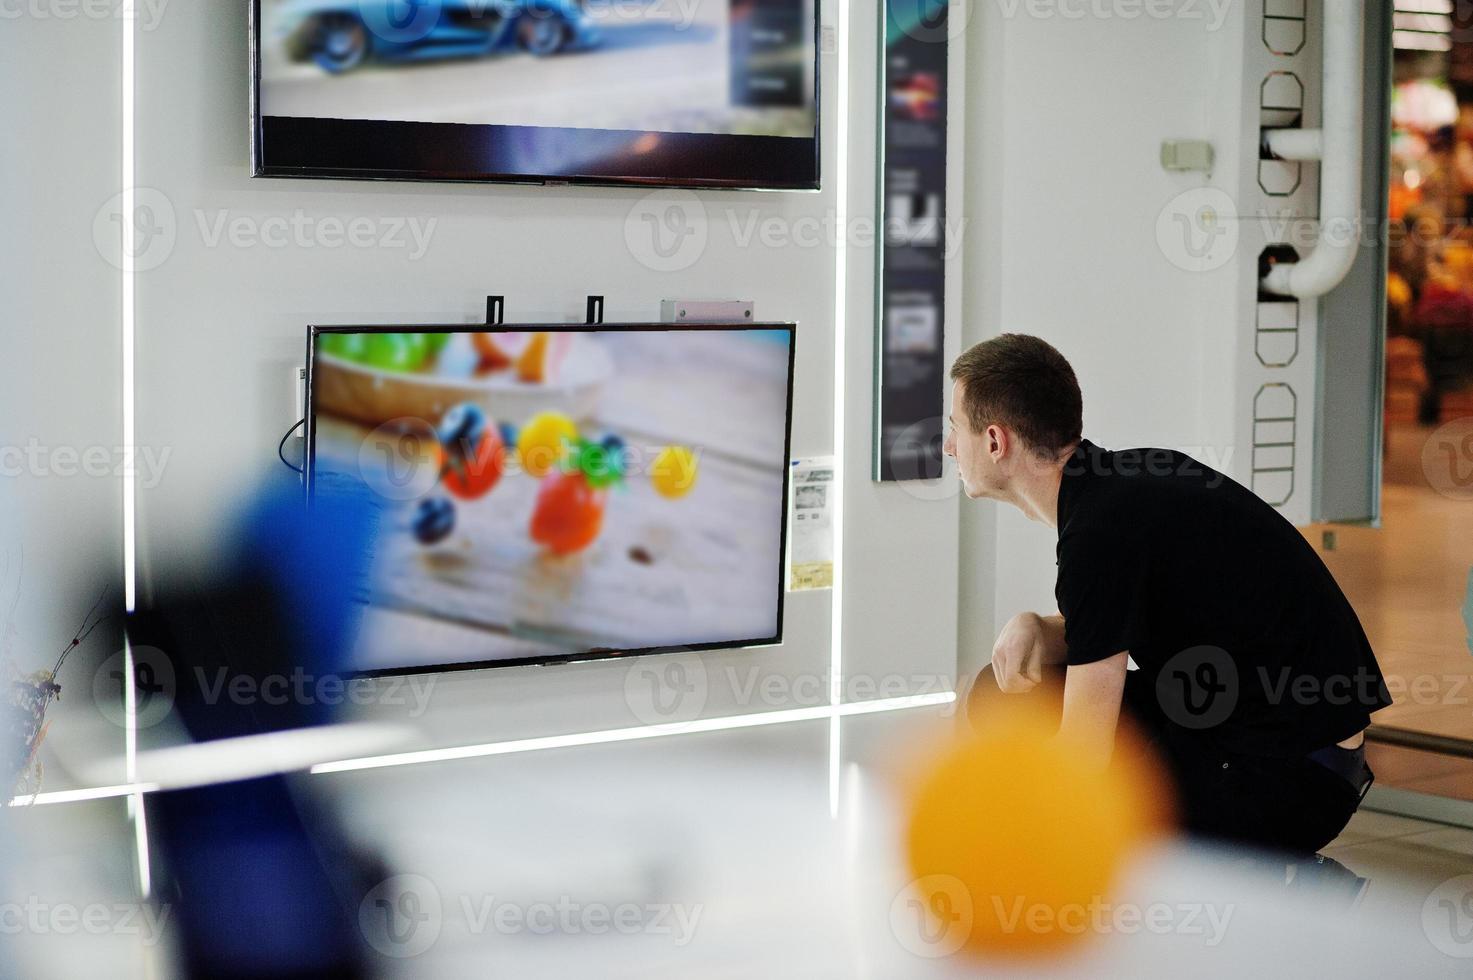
[{"left": 943, "top": 379, "right": 1004, "bottom": 500}]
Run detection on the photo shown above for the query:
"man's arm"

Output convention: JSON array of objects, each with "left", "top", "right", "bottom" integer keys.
[
  {"left": 1058, "top": 651, "right": 1129, "bottom": 771},
  {"left": 991, "top": 612, "right": 1069, "bottom": 693}
]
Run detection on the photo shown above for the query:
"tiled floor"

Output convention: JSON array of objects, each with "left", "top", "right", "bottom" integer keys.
[{"left": 1325, "top": 807, "right": 1473, "bottom": 900}]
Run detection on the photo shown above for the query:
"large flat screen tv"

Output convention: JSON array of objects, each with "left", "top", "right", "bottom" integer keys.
[
  {"left": 306, "top": 323, "right": 795, "bottom": 673},
  {"left": 251, "top": 0, "right": 820, "bottom": 189}
]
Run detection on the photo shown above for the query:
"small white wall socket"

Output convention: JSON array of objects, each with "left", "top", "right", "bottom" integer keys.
[{"left": 292, "top": 366, "right": 306, "bottom": 424}]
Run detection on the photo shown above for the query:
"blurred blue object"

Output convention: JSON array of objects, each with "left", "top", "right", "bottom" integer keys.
[{"left": 127, "top": 475, "right": 385, "bottom": 979}]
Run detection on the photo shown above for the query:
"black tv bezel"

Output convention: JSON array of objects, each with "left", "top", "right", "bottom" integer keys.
[
  {"left": 249, "top": 1, "right": 822, "bottom": 191},
  {"left": 305, "top": 321, "right": 797, "bottom": 677}
]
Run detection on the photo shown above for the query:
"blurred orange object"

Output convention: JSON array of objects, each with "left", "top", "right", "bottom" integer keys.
[
  {"left": 1387, "top": 271, "right": 1412, "bottom": 317},
  {"left": 1440, "top": 387, "right": 1473, "bottom": 424},
  {"left": 903, "top": 700, "right": 1172, "bottom": 960},
  {"left": 1444, "top": 242, "right": 1473, "bottom": 289},
  {"left": 517, "top": 332, "right": 551, "bottom": 383},
  {"left": 1389, "top": 181, "right": 1419, "bottom": 222},
  {"left": 1386, "top": 336, "right": 1429, "bottom": 387},
  {"left": 473, "top": 333, "right": 514, "bottom": 371},
  {"left": 1385, "top": 388, "right": 1422, "bottom": 426},
  {"left": 529, "top": 471, "right": 606, "bottom": 554}
]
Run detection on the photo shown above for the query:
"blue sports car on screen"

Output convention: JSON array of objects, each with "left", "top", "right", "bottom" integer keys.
[{"left": 274, "top": 0, "right": 600, "bottom": 73}]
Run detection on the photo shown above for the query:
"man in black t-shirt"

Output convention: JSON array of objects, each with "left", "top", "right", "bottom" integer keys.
[{"left": 943, "top": 334, "right": 1392, "bottom": 855}]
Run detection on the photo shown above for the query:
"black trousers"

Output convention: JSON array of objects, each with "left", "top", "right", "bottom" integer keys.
[
  {"left": 966, "top": 665, "right": 1367, "bottom": 856},
  {"left": 1120, "top": 670, "right": 1367, "bottom": 856}
]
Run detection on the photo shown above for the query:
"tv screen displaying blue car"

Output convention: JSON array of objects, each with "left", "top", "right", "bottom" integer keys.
[{"left": 251, "top": 0, "right": 820, "bottom": 190}]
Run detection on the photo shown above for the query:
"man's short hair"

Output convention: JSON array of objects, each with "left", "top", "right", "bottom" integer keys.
[{"left": 949, "top": 334, "right": 1083, "bottom": 455}]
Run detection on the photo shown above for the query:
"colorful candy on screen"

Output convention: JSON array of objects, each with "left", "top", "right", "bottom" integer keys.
[
  {"left": 473, "top": 332, "right": 513, "bottom": 371},
  {"left": 437, "top": 402, "right": 504, "bottom": 500},
  {"left": 321, "top": 331, "right": 441, "bottom": 373},
  {"left": 518, "top": 411, "right": 578, "bottom": 478},
  {"left": 412, "top": 497, "right": 455, "bottom": 545},
  {"left": 438, "top": 403, "right": 487, "bottom": 454},
  {"left": 651, "top": 446, "right": 698, "bottom": 499},
  {"left": 530, "top": 471, "right": 606, "bottom": 555},
  {"left": 570, "top": 437, "right": 625, "bottom": 490}
]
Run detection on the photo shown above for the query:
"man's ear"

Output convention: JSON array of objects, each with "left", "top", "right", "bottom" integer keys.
[{"left": 987, "top": 424, "right": 1006, "bottom": 460}]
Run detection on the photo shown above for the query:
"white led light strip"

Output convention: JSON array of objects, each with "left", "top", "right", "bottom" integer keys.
[
  {"left": 8, "top": 693, "right": 954, "bottom": 804},
  {"left": 313, "top": 692, "right": 957, "bottom": 774},
  {"left": 826, "top": 0, "right": 851, "bottom": 822},
  {"left": 119, "top": 0, "right": 152, "bottom": 899}
]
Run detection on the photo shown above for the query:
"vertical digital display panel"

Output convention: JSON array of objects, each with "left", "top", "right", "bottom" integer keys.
[{"left": 875, "top": 0, "right": 949, "bottom": 481}]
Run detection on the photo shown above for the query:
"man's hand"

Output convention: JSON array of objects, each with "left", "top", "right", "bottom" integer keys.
[{"left": 991, "top": 612, "right": 1048, "bottom": 693}]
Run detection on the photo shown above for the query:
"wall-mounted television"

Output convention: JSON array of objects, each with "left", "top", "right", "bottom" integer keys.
[
  {"left": 251, "top": 0, "right": 820, "bottom": 190},
  {"left": 306, "top": 322, "right": 796, "bottom": 673}
]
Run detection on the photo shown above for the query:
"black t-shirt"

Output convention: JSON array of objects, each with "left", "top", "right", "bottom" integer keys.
[{"left": 1054, "top": 440, "right": 1392, "bottom": 758}]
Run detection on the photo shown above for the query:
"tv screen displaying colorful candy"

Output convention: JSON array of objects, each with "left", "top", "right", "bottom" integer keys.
[
  {"left": 306, "top": 323, "right": 795, "bottom": 673},
  {"left": 251, "top": 0, "right": 819, "bottom": 189}
]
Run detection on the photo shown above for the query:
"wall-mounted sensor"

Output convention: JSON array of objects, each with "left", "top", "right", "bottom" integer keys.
[
  {"left": 660, "top": 300, "right": 755, "bottom": 323},
  {"left": 1159, "top": 140, "right": 1214, "bottom": 174}
]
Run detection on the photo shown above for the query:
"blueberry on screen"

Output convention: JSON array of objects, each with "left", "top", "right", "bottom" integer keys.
[
  {"left": 437, "top": 403, "right": 488, "bottom": 461},
  {"left": 412, "top": 497, "right": 455, "bottom": 545}
]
